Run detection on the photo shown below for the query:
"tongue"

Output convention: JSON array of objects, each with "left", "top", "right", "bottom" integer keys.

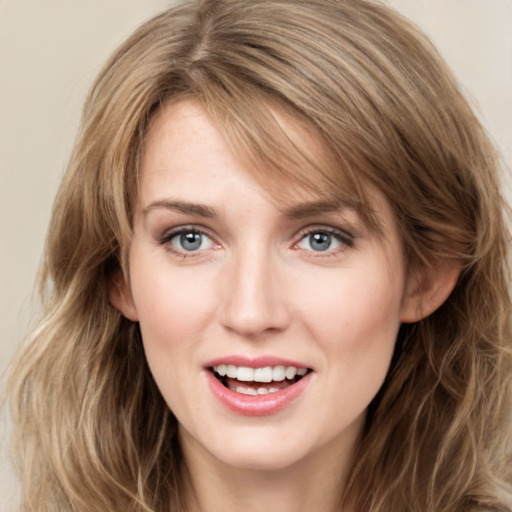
[{"left": 225, "top": 377, "right": 294, "bottom": 392}]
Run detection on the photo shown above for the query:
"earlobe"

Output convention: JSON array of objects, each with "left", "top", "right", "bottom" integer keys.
[
  {"left": 108, "top": 271, "right": 139, "bottom": 322},
  {"left": 400, "top": 260, "right": 461, "bottom": 323}
]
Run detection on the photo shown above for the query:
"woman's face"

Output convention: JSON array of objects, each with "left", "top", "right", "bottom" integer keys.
[{"left": 118, "top": 99, "right": 415, "bottom": 473}]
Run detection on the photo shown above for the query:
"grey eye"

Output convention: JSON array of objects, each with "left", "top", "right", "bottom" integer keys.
[
  {"left": 179, "top": 232, "right": 203, "bottom": 251},
  {"left": 297, "top": 230, "right": 347, "bottom": 253},
  {"left": 170, "top": 231, "right": 213, "bottom": 252},
  {"left": 306, "top": 232, "right": 333, "bottom": 251}
]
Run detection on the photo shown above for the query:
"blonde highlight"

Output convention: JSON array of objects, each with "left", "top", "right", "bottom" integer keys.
[{"left": 6, "top": 1, "right": 511, "bottom": 511}]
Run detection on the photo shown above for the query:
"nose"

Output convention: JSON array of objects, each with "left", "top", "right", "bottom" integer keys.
[{"left": 220, "top": 246, "right": 290, "bottom": 338}]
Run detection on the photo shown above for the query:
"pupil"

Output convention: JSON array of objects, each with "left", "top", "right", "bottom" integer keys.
[
  {"left": 310, "top": 232, "right": 331, "bottom": 251},
  {"left": 180, "top": 232, "right": 202, "bottom": 251}
]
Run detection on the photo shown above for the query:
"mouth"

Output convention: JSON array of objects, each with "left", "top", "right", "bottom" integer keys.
[{"left": 210, "top": 364, "right": 312, "bottom": 396}]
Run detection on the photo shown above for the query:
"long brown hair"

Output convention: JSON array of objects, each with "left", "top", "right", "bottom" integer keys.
[{"left": 7, "top": 1, "right": 512, "bottom": 510}]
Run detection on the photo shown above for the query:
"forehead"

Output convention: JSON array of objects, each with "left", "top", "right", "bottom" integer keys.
[{"left": 139, "top": 98, "right": 384, "bottom": 230}]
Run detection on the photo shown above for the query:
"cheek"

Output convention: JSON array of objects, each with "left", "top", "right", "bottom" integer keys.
[
  {"left": 298, "top": 264, "right": 403, "bottom": 361},
  {"left": 129, "top": 258, "right": 218, "bottom": 375},
  {"left": 303, "top": 267, "right": 403, "bottom": 423},
  {"left": 132, "top": 260, "right": 214, "bottom": 330},
  {"left": 130, "top": 264, "right": 218, "bottom": 413}
]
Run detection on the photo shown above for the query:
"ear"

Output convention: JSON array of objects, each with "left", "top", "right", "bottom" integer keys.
[
  {"left": 400, "top": 260, "right": 461, "bottom": 323},
  {"left": 108, "top": 270, "right": 139, "bottom": 322}
]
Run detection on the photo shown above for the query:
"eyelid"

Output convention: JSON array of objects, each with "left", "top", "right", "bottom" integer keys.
[
  {"left": 155, "top": 223, "right": 355, "bottom": 260},
  {"left": 157, "top": 224, "right": 210, "bottom": 243},
  {"left": 157, "top": 224, "right": 221, "bottom": 259},
  {"left": 292, "top": 225, "right": 355, "bottom": 253}
]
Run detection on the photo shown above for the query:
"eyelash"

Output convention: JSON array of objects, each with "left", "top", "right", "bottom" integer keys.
[
  {"left": 294, "top": 227, "right": 354, "bottom": 256},
  {"left": 157, "top": 226, "right": 218, "bottom": 260},
  {"left": 157, "top": 225, "right": 354, "bottom": 260}
]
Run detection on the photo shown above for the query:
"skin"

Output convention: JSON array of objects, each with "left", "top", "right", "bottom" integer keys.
[{"left": 112, "top": 99, "right": 458, "bottom": 512}]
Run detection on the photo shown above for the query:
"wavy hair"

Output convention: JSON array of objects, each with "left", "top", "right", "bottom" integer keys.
[{"left": 7, "top": 0, "right": 512, "bottom": 511}]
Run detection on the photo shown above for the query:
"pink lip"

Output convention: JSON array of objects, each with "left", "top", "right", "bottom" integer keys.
[
  {"left": 204, "top": 356, "right": 313, "bottom": 417},
  {"left": 204, "top": 355, "right": 310, "bottom": 369}
]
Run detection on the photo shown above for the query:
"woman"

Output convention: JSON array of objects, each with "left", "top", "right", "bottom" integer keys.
[{"left": 7, "top": 0, "right": 512, "bottom": 511}]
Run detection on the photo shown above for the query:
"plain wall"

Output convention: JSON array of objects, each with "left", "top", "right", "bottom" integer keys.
[{"left": 1, "top": 1, "right": 511, "bottom": 509}]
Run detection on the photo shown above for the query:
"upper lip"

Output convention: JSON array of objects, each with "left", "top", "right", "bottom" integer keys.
[{"left": 204, "top": 355, "right": 311, "bottom": 370}]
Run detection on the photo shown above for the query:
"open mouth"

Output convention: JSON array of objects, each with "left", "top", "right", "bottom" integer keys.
[{"left": 211, "top": 364, "right": 312, "bottom": 396}]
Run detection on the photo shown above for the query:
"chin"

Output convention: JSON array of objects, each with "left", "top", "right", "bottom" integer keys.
[
  {"left": 209, "top": 426, "right": 330, "bottom": 472},
  {"left": 215, "top": 445, "right": 310, "bottom": 472},
  {"left": 180, "top": 422, "right": 315, "bottom": 472}
]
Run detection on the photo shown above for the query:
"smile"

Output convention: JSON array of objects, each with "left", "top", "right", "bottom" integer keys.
[{"left": 212, "top": 364, "right": 310, "bottom": 396}]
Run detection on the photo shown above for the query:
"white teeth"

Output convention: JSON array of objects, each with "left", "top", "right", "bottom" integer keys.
[
  {"left": 285, "top": 366, "right": 297, "bottom": 379},
  {"left": 272, "top": 365, "right": 286, "bottom": 381},
  {"left": 213, "top": 364, "right": 309, "bottom": 382},
  {"left": 237, "top": 367, "right": 254, "bottom": 381},
  {"left": 232, "top": 386, "right": 279, "bottom": 395},
  {"left": 226, "top": 365, "right": 238, "bottom": 378},
  {"left": 254, "top": 367, "right": 273, "bottom": 382},
  {"left": 236, "top": 386, "right": 257, "bottom": 395}
]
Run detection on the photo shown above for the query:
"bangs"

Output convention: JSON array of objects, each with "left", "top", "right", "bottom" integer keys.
[{"left": 188, "top": 72, "right": 382, "bottom": 232}]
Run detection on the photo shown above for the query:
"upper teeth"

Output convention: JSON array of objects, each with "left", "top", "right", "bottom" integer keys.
[{"left": 213, "top": 364, "right": 307, "bottom": 382}]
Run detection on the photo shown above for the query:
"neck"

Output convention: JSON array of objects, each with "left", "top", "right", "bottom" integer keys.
[{"left": 179, "top": 428, "right": 359, "bottom": 512}]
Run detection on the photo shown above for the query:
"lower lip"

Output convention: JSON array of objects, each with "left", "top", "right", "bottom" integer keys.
[{"left": 205, "top": 370, "right": 312, "bottom": 416}]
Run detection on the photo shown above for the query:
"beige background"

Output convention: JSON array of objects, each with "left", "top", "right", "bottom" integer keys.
[{"left": 1, "top": 1, "right": 511, "bottom": 509}]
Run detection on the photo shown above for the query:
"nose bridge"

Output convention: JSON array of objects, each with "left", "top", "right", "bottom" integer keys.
[{"left": 221, "top": 242, "right": 289, "bottom": 337}]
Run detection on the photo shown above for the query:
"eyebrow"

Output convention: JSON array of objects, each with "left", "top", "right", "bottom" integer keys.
[
  {"left": 283, "top": 200, "right": 354, "bottom": 219},
  {"left": 143, "top": 198, "right": 350, "bottom": 219},
  {"left": 142, "top": 199, "right": 218, "bottom": 218}
]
